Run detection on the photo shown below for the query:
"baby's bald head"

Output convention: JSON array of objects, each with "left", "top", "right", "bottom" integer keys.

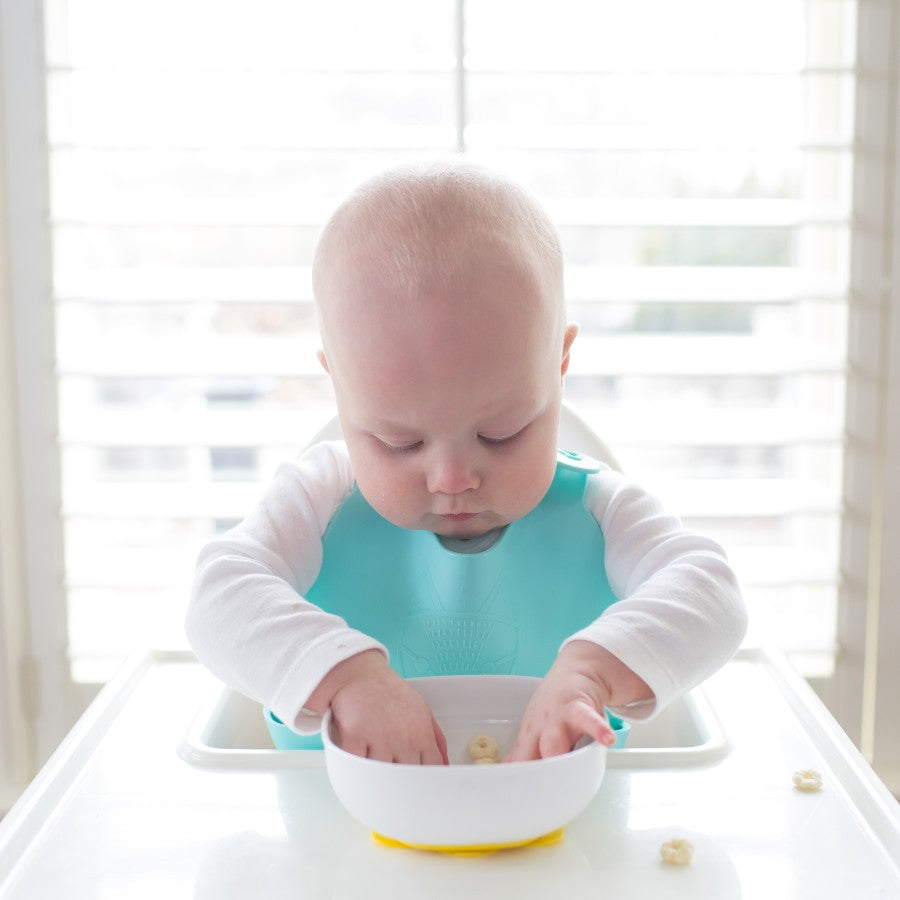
[{"left": 312, "top": 160, "right": 566, "bottom": 358}]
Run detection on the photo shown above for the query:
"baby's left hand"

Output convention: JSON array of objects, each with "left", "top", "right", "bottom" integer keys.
[{"left": 505, "top": 641, "right": 650, "bottom": 761}]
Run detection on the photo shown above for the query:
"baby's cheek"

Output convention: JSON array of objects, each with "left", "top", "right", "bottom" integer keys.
[
  {"left": 508, "top": 454, "right": 556, "bottom": 516},
  {"left": 354, "top": 466, "right": 411, "bottom": 525},
  {"left": 383, "top": 480, "right": 422, "bottom": 525}
]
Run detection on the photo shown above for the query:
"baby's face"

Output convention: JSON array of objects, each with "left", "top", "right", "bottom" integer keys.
[{"left": 321, "top": 254, "right": 573, "bottom": 538}]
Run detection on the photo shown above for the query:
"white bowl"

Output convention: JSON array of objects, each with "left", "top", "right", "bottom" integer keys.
[{"left": 321, "top": 675, "right": 608, "bottom": 850}]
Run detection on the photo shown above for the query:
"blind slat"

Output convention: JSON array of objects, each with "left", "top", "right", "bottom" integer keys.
[
  {"left": 60, "top": 544, "right": 840, "bottom": 591},
  {"left": 60, "top": 478, "right": 841, "bottom": 520},
  {"left": 53, "top": 266, "right": 848, "bottom": 304},
  {"left": 57, "top": 408, "right": 843, "bottom": 448},
  {"left": 56, "top": 334, "right": 847, "bottom": 377},
  {"left": 49, "top": 197, "right": 851, "bottom": 228}
]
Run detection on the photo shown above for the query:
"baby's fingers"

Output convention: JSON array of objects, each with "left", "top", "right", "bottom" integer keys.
[
  {"left": 333, "top": 716, "right": 446, "bottom": 765},
  {"left": 506, "top": 721, "right": 580, "bottom": 761},
  {"left": 376, "top": 721, "right": 449, "bottom": 765},
  {"left": 505, "top": 718, "right": 571, "bottom": 762},
  {"left": 431, "top": 717, "right": 449, "bottom": 765},
  {"left": 402, "top": 718, "right": 448, "bottom": 765},
  {"left": 506, "top": 702, "right": 616, "bottom": 762},
  {"left": 565, "top": 700, "right": 616, "bottom": 748},
  {"left": 504, "top": 734, "right": 540, "bottom": 763}
]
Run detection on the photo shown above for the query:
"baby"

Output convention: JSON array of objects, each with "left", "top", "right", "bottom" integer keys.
[{"left": 186, "top": 160, "right": 747, "bottom": 764}]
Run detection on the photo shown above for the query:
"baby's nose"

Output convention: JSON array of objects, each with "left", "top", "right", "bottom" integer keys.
[{"left": 426, "top": 451, "right": 480, "bottom": 495}]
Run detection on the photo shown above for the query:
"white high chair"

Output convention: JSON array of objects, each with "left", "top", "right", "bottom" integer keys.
[{"left": 306, "top": 400, "right": 621, "bottom": 472}]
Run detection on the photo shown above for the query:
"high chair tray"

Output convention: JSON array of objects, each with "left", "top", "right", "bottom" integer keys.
[{"left": 1, "top": 648, "right": 898, "bottom": 899}]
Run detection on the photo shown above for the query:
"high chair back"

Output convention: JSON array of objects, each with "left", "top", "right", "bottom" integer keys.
[{"left": 305, "top": 401, "right": 621, "bottom": 472}]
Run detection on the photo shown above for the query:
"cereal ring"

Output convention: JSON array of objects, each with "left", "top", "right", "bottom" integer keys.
[
  {"left": 467, "top": 734, "right": 500, "bottom": 761},
  {"left": 792, "top": 769, "right": 822, "bottom": 792},
  {"left": 660, "top": 838, "right": 693, "bottom": 866},
  {"left": 473, "top": 756, "right": 498, "bottom": 764}
]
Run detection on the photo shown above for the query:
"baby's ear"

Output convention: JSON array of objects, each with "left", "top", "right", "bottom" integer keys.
[
  {"left": 560, "top": 323, "right": 578, "bottom": 377},
  {"left": 317, "top": 349, "right": 330, "bottom": 373}
]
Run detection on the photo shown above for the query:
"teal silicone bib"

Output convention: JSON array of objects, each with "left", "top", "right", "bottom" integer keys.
[{"left": 267, "top": 449, "right": 626, "bottom": 749}]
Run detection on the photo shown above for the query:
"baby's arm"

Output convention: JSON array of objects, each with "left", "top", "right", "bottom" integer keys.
[
  {"left": 186, "top": 441, "right": 446, "bottom": 762},
  {"left": 508, "top": 467, "right": 746, "bottom": 761}
]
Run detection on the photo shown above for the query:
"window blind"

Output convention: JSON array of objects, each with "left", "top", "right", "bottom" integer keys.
[{"left": 44, "top": 0, "right": 857, "bottom": 682}]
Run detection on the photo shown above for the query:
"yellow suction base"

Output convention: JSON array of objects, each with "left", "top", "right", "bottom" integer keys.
[{"left": 372, "top": 827, "right": 564, "bottom": 856}]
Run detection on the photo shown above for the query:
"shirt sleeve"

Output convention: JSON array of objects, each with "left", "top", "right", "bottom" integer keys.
[
  {"left": 184, "top": 440, "right": 387, "bottom": 733},
  {"left": 562, "top": 466, "right": 748, "bottom": 721}
]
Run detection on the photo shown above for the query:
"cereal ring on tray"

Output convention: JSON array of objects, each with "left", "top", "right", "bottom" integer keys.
[
  {"left": 792, "top": 769, "right": 823, "bottom": 792},
  {"left": 660, "top": 838, "right": 693, "bottom": 866}
]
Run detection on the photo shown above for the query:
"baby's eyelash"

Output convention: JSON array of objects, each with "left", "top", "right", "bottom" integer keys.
[
  {"left": 376, "top": 438, "right": 422, "bottom": 454},
  {"left": 478, "top": 426, "right": 526, "bottom": 447}
]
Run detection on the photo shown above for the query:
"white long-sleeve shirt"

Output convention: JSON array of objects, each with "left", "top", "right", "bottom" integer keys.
[{"left": 186, "top": 440, "right": 746, "bottom": 733}]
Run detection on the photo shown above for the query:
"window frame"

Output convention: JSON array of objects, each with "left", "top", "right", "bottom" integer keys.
[
  {"left": 1, "top": 0, "right": 73, "bottom": 793},
  {"left": 827, "top": 0, "right": 900, "bottom": 796}
]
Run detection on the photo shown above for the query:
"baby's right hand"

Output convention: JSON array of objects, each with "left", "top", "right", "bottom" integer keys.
[{"left": 316, "top": 650, "right": 448, "bottom": 765}]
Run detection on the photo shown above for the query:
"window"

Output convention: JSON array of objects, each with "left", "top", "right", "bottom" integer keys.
[
  {"left": 42, "top": 0, "right": 855, "bottom": 683},
  {"left": 5, "top": 0, "right": 898, "bottom": 793}
]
